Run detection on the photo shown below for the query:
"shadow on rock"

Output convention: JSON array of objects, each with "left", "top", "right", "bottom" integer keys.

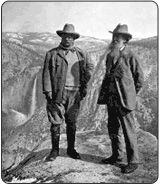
[
  {"left": 79, "top": 153, "right": 104, "bottom": 164},
  {"left": 43, "top": 148, "right": 105, "bottom": 164},
  {"left": 4, "top": 147, "right": 125, "bottom": 182}
]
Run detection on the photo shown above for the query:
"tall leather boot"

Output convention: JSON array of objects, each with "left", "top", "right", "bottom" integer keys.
[
  {"left": 66, "top": 124, "right": 80, "bottom": 159},
  {"left": 45, "top": 124, "right": 60, "bottom": 161}
]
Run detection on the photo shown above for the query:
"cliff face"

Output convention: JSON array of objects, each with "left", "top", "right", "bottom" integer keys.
[
  {"left": 2, "top": 33, "right": 158, "bottom": 182},
  {"left": 2, "top": 40, "right": 44, "bottom": 134}
]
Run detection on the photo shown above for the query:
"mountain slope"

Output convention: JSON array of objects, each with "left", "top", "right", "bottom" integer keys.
[{"left": 130, "top": 36, "right": 157, "bottom": 49}]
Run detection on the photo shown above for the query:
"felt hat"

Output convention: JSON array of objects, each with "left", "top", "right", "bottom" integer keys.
[
  {"left": 56, "top": 23, "right": 80, "bottom": 39},
  {"left": 109, "top": 24, "right": 132, "bottom": 39}
]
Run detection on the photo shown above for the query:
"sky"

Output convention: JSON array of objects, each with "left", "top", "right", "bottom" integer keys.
[{"left": 2, "top": 1, "right": 158, "bottom": 39}]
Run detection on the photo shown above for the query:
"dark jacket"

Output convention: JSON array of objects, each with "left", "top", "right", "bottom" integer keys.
[
  {"left": 42, "top": 46, "right": 93, "bottom": 103},
  {"left": 97, "top": 45, "right": 144, "bottom": 111}
]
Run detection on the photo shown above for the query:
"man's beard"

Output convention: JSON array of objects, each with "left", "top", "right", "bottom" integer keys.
[{"left": 109, "top": 42, "right": 120, "bottom": 58}]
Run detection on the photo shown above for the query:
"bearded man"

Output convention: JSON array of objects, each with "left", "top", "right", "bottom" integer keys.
[
  {"left": 42, "top": 23, "right": 93, "bottom": 161},
  {"left": 98, "top": 24, "right": 144, "bottom": 174}
]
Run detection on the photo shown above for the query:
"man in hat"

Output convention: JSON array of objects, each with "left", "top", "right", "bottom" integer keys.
[
  {"left": 42, "top": 23, "right": 93, "bottom": 161},
  {"left": 97, "top": 24, "right": 144, "bottom": 173}
]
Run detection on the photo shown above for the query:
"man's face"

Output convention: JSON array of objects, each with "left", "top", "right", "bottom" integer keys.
[
  {"left": 111, "top": 34, "right": 126, "bottom": 49},
  {"left": 61, "top": 34, "right": 74, "bottom": 47}
]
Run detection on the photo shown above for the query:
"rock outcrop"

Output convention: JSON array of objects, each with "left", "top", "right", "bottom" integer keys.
[{"left": 3, "top": 130, "right": 158, "bottom": 183}]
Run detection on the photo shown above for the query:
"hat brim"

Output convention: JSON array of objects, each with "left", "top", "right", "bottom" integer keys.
[
  {"left": 109, "top": 31, "right": 132, "bottom": 39},
  {"left": 56, "top": 30, "right": 80, "bottom": 39}
]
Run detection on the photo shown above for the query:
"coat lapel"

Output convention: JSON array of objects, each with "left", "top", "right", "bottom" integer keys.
[
  {"left": 111, "top": 56, "right": 123, "bottom": 73},
  {"left": 57, "top": 47, "right": 68, "bottom": 64},
  {"left": 106, "top": 55, "right": 114, "bottom": 75},
  {"left": 75, "top": 47, "right": 84, "bottom": 62}
]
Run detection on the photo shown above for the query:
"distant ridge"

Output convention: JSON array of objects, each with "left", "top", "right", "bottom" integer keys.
[{"left": 130, "top": 36, "right": 157, "bottom": 49}]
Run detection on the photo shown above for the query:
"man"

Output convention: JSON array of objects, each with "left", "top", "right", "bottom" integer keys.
[
  {"left": 97, "top": 24, "right": 144, "bottom": 174},
  {"left": 42, "top": 23, "right": 93, "bottom": 161}
]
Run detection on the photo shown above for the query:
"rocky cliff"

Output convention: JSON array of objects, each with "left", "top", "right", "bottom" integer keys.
[
  {"left": 3, "top": 129, "right": 158, "bottom": 183},
  {"left": 2, "top": 32, "right": 158, "bottom": 183}
]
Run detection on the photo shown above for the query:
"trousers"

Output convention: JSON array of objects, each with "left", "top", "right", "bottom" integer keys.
[
  {"left": 107, "top": 94, "right": 139, "bottom": 164},
  {"left": 46, "top": 87, "right": 81, "bottom": 127}
]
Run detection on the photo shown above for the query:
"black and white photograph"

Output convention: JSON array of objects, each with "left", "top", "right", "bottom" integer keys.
[{"left": 1, "top": 1, "right": 158, "bottom": 183}]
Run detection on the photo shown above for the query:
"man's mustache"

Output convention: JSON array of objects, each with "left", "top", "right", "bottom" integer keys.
[{"left": 108, "top": 42, "right": 119, "bottom": 50}]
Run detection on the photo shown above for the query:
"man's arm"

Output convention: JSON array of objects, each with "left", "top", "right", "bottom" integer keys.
[
  {"left": 42, "top": 51, "right": 52, "bottom": 100},
  {"left": 130, "top": 54, "right": 144, "bottom": 94}
]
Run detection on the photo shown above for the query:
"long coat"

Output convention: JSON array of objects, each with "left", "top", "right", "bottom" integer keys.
[
  {"left": 42, "top": 46, "right": 93, "bottom": 103},
  {"left": 97, "top": 45, "right": 144, "bottom": 111}
]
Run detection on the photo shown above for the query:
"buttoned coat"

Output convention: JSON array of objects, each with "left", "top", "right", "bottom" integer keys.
[
  {"left": 97, "top": 45, "right": 144, "bottom": 111},
  {"left": 42, "top": 46, "right": 93, "bottom": 103}
]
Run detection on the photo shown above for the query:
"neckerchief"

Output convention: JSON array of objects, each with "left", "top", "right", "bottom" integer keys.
[{"left": 59, "top": 43, "right": 76, "bottom": 55}]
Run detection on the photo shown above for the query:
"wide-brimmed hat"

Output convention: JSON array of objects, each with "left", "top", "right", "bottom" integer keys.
[
  {"left": 109, "top": 24, "right": 132, "bottom": 39},
  {"left": 56, "top": 23, "right": 80, "bottom": 39}
]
